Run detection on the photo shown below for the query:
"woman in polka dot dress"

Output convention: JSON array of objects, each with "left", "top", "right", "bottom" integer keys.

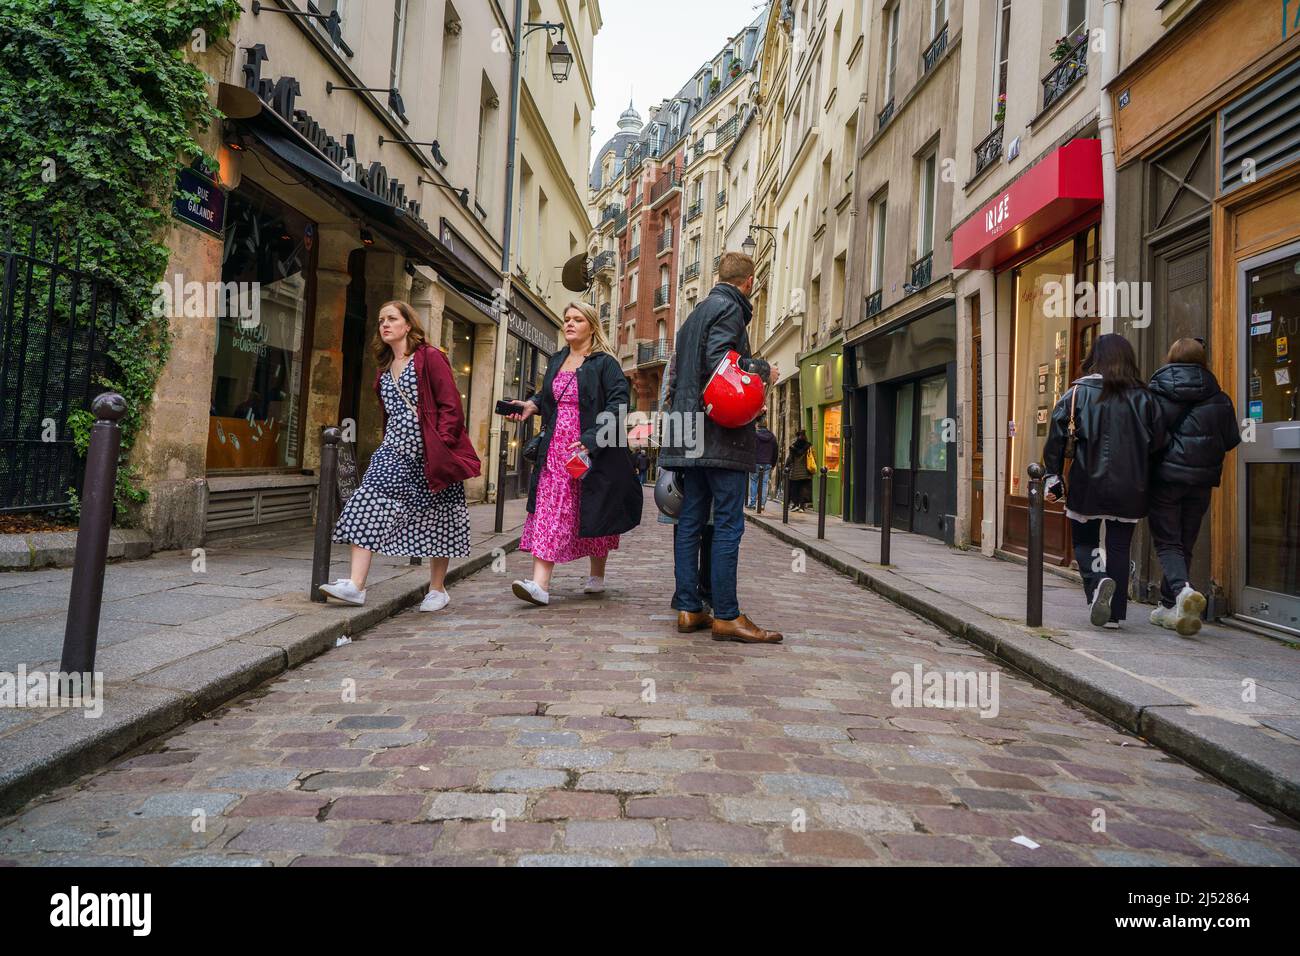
[{"left": 320, "top": 301, "right": 480, "bottom": 613}]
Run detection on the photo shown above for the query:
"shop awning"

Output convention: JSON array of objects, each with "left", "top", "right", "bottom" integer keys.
[{"left": 952, "top": 139, "right": 1103, "bottom": 272}]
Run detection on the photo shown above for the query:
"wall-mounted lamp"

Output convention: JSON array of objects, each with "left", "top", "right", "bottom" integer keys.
[
  {"left": 250, "top": 1, "right": 343, "bottom": 46},
  {"left": 360, "top": 229, "right": 375, "bottom": 246},
  {"left": 380, "top": 135, "right": 448, "bottom": 167},
  {"left": 741, "top": 223, "right": 778, "bottom": 258},
  {"left": 523, "top": 21, "right": 574, "bottom": 82},
  {"left": 418, "top": 177, "right": 470, "bottom": 209},
  {"left": 326, "top": 81, "right": 407, "bottom": 123}
]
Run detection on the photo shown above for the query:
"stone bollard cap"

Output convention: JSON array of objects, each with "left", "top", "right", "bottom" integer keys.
[
  {"left": 1028, "top": 462, "right": 1044, "bottom": 479},
  {"left": 321, "top": 426, "right": 343, "bottom": 444},
  {"left": 92, "top": 392, "right": 128, "bottom": 421}
]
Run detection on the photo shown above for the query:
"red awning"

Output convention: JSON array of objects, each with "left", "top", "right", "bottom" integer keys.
[{"left": 953, "top": 139, "right": 1103, "bottom": 272}]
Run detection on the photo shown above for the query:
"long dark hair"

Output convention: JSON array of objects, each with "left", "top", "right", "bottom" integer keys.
[{"left": 1082, "top": 333, "right": 1144, "bottom": 401}]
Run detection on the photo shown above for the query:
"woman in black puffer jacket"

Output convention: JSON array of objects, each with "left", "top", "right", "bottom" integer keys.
[{"left": 1146, "top": 337, "right": 1241, "bottom": 636}]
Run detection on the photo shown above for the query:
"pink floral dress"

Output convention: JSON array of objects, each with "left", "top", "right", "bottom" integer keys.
[{"left": 519, "top": 370, "right": 620, "bottom": 563}]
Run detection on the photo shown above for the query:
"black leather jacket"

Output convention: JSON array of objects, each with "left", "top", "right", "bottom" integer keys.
[
  {"left": 1043, "top": 376, "right": 1167, "bottom": 519},
  {"left": 659, "top": 283, "right": 771, "bottom": 471},
  {"left": 1148, "top": 363, "right": 1241, "bottom": 488}
]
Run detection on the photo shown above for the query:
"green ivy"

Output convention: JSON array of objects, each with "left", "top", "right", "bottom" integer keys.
[{"left": 0, "top": 0, "right": 241, "bottom": 518}]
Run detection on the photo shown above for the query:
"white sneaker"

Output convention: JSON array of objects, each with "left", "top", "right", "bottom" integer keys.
[
  {"left": 419, "top": 589, "right": 450, "bottom": 612},
  {"left": 319, "top": 578, "right": 366, "bottom": 605},
  {"left": 512, "top": 579, "right": 549, "bottom": 606},
  {"left": 1089, "top": 577, "right": 1116, "bottom": 627},
  {"left": 583, "top": 576, "right": 605, "bottom": 594},
  {"left": 1173, "top": 584, "right": 1206, "bottom": 637},
  {"left": 1103, "top": 621, "right": 1121, "bottom": 630},
  {"left": 1150, "top": 604, "right": 1177, "bottom": 630}
]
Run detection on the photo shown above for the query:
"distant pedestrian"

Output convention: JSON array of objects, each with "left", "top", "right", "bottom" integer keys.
[
  {"left": 749, "top": 415, "right": 777, "bottom": 512},
  {"left": 786, "top": 429, "right": 814, "bottom": 512},
  {"left": 321, "top": 301, "right": 480, "bottom": 611},
  {"left": 634, "top": 448, "right": 650, "bottom": 485},
  {"left": 1044, "top": 334, "right": 1166, "bottom": 630},
  {"left": 505, "top": 302, "right": 643, "bottom": 606},
  {"left": 1146, "top": 337, "right": 1241, "bottom": 636}
]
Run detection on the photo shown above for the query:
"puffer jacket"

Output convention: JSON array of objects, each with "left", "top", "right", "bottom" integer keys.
[
  {"left": 1043, "top": 376, "right": 1167, "bottom": 520},
  {"left": 658, "top": 283, "right": 771, "bottom": 471},
  {"left": 1147, "top": 363, "right": 1241, "bottom": 487}
]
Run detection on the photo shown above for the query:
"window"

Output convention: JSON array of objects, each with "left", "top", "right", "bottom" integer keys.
[
  {"left": 1064, "top": 0, "right": 1088, "bottom": 34},
  {"left": 628, "top": 269, "right": 638, "bottom": 301},
  {"left": 992, "top": 0, "right": 1012, "bottom": 124},
  {"left": 390, "top": 0, "right": 408, "bottom": 93},
  {"left": 475, "top": 74, "right": 499, "bottom": 215},
  {"left": 884, "top": 3, "right": 900, "bottom": 103},
  {"left": 437, "top": 2, "right": 462, "bottom": 147},
  {"left": 930, "top": 0, "right": 948, "bottom": 37},
  {"left": 917, "top": 151, "right": 937, "bottom": 258},
  {"left": 870, "top": 193, "right": 887, "bottom": 293}
]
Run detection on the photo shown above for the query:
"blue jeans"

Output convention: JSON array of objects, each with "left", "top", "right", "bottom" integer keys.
[
  {"left": 747, "top": 465, "right": 772, "bottom": 509},
  {"left": 672, "top": 467, "right": 745, "bottom": 620}
]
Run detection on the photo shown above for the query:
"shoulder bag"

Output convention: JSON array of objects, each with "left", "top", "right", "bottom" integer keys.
[{"left": 522, "top": 370, "right": 577, "bottom": 464}]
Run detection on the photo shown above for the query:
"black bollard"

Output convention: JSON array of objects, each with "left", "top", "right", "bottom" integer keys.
[
  {"left": 817, "top": 466, "right": 828, "bottom": 540},
  {"left": 880, "top": 466, "right": 893, "bottom": 567},
  {"left": 493, "top": 423, "right": 510, "bottom": 534},
  {"left": 1027, "top": 462, "right": 1045, "bottom": 627},
  {"left": 782, "top": 465, "right": 791, "bottom": 525},
  {"left": 310, "top": 427, "right": 342, "bottom": 602},
  {"left": 60, "top": 392, "right": 127, "bottom": 675}
]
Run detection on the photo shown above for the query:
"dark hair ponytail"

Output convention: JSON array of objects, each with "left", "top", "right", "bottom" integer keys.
[{"left": 1082, "top": 333, "right": 1144, "bottom": 401}]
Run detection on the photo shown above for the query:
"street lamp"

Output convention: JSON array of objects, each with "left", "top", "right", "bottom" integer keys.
[
  {"left": 742, "top": 224, "right": 778, "bottom": 258},
  {"left": 547, "top": 33, "right": 575, "bottom": 82}
]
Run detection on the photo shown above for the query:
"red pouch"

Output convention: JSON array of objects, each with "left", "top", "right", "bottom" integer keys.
[{"left": 565, "top": 449, "right": 591, "bottom": 480}]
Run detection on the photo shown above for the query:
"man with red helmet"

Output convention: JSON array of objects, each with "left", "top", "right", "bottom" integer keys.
[{"left": 659, "top": 252, "right": 782, "bottom": 644}]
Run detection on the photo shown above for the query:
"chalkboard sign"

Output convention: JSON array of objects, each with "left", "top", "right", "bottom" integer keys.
[{"left": 336, "top": 442, "right": 359, "bottom": 512}]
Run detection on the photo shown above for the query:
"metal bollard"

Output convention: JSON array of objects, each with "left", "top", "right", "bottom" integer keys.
[
  {"left": 880, "top": 466, "right": 893, "bottom": 567},
  {"left": 310, "top": 427, "right": 342, "bottom": 602},
  {"left": 782, "top": 466, "right": 791, "bottom": 524},
  {"left": 1026, "top": 462, "right": 1045, "bottom": 627},
  {"left": 817, "top": 466, "right": 828, "bottom": 540},
  {"left": 493, "top": 423, "right": 510, "bottom": 534},
  {"left": 60, "top": 392, "right": 127, "bottom": 675}
]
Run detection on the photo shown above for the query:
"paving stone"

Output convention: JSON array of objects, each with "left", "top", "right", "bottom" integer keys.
[
  {"left": 518, "top": 731, "right": 581, "bottom": 748},
  {"left": 816, "top": 803, "right": 915, "bottom": 833},
  {"left": 336, "top": 824, "right": 440, "bottom": 855},
  {"left": 129, "top": 792, "right": 239, "bottom": 818},
  {"left": 564, "top": 821, "right": 658, "bottom": 849},
  {"left": 517, "top": 854, "right": 618, "bottom": 867},
  {"left": 534, "top": 749, "right": 614, "bottom": 770},
  {"left": 209, "top": 769, "right": 302, "bottom": 790},
  {"left": 784, "top": 830, "right": 876, "bottom": 860},
  {"left": 668, "top": 821, "right": 770, "bottom": 854},
  {"left": 327, "top": 795, "right": 425, "bottom": 821},
  {"left": 575, "top": 772, "right": 663, "bottom": 793},
  {"left": 488, "top": 769, "right": 569, "bottom": 791},
  {"left": 336, "top": 716, "right": 409, "bottom": 730},
  {"left": 626, "top": 796, "right": 712, "bottom": 819},
  {"left": 761, "top": 773, "right": 851, "bottom": 800},
  {"left": 427, "top": 793, "right": 527, "bottom": 820},
  {"left": 532, "top": 791, "right": 622, "bottom": 821}
]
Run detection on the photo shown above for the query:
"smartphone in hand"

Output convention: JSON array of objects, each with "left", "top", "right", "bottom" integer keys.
[{"left": 496, "top": 399, "right": 522, "bottom": 416}]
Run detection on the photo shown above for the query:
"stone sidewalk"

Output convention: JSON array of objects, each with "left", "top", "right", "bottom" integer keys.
[
  {"left": 745, "top": 506, "right": 1300, "bottom": 818},
  {"left": 0, "top": 498, "right": 527, "bottom": 813}
]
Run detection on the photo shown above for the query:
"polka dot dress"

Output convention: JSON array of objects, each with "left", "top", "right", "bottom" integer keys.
[{"left": 333, "top": 359, "right": 471, "bottom": 558}]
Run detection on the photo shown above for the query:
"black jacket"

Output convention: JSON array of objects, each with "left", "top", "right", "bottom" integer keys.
[
  {"left": 1043, "top": 376, "right": 1167, "bottom": 520},
  {"left": 754, "top": 427, "right": 777, "bottom": 468},
  {"left": 1148, "top": 363, "right": 1241, "bottom": 488},
  {"left": 526, "top": 348, "right": 643, "bottom": 537},
  {"left": 786, "top": 436, "right": 813, "bottom": 480},
  {"left": 659, "top": 283, "right": 771, "bottom": 471}
]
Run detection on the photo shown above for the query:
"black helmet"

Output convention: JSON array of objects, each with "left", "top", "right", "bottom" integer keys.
[{"left": 654, "top": 467, "right": 683, "bottom": 519}]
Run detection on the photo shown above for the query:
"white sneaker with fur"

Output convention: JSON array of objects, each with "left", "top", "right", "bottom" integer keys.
[
  {"left": 1173, "top": 584, "right": 1206, "bottom": 637},
  {"left": 319, "top": 579, "right": 366, "bottom": 606},
  {"left": 419, "top": 589, "right": 450, "bottom": 612},
  {"left": 512, "top": 579, "right": 549, "bottom": 606}
]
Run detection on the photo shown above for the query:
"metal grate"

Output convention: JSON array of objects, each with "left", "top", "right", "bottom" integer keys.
[{"left": 1221, "top": 57, "right": 1300, "bottom": 193}]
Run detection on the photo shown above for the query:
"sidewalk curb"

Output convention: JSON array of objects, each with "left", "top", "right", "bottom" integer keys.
[
  {"left": 747, "top": 514, "right": 1300, "bottom": 821},
  {"left": 0, "top": 531, "right": 521, "bottom": 817}
]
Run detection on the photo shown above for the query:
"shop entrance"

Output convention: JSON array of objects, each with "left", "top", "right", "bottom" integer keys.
[
  {"left": 1237, "top": 242, "right": 1300, "bottom": 634},
  {"left": 887, "top": 371, "right": 951, "bottom": 540}
]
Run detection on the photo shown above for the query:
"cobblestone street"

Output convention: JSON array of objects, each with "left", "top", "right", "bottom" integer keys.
[{"left": 1, "top": 508, "right": 1297, "bottom": 867}]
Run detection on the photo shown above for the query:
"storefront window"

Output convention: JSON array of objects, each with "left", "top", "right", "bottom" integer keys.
[
  {"left": 894, "top": 385, "right": 914, "bottom": 469},
  {"left": 208, "top": 186, "right": 313, "bottom": 470},
  {"left": 1009, "top": 238, "right": 1074, "bottom": 495},
  {"left": 503, "top": 334, "right": 522, "bottom": 471},
  {"left": 822, "top": 404, "right": 842, "bottom": 471},
  {"left": 445, "top": 315, "right": 475, "bottom": 414},
  {"left": 1246, "top": 252, "right": 1299, "bottom": 425},
  {"left": 917, "top": 373, "right": 948, "bottom": 471}
]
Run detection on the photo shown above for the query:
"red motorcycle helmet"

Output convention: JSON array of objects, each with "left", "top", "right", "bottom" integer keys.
[{"left": 702, "top": 349, "right": 765, "bottom": 428}]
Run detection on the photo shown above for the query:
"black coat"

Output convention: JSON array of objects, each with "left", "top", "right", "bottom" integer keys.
[
  {"left": 786, "top": 437, "right": 813, "bottom": 480},
  {"left": 1043, "top": 376, "right": 1167, "bottom": 520},
  {"left": 526, "top": 348, "right": 643, "bottom": 538},
  {"left": 754, "top": 427, "right": 778, "bottom": 468},
  {"left": 659, "top": 283, "right": 771, "bottom": 471},
  {"left": 1148, "top": 363, "right": 1241, "bottom": 488}
]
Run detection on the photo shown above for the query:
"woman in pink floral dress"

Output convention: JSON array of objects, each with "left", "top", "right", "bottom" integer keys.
[{"left": 504, "top": 302, "right": 643, "bottom": 606}]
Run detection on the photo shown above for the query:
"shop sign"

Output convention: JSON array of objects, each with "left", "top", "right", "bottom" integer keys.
[
  {"left": 508, "top": 310, "right": 557, "bottom": 353},
  {"left": 173, "top": 167, "right": 226, "bottom": 236}
]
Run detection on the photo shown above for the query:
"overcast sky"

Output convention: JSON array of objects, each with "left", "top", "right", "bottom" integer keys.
[{"left": 590, "top": 0, "right": 767, "bottom": 152}]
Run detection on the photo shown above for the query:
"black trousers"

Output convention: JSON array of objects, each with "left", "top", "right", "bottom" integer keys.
[
  {"left": 1070, "top": 518, "right": 1136, "bottom": 622},
  {"left": 1147, "top": 482, "right": 1212, "bottom": 607}
]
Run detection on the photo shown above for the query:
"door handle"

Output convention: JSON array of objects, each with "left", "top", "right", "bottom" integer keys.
[{"left": 1273, "top": 424, "right": 1300, "bottom": 450}]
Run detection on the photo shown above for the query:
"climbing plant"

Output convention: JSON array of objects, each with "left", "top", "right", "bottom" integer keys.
[{"left": 0, "top": 0, "right": 241, "bottom": 515}]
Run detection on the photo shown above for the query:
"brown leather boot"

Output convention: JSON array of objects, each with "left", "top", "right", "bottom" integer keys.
[
  {"left": 712, "top": 614, "right": 784, "bottom": 644},
  {"left": 677, "top": 610, "right": 714, "bottom": 633}
]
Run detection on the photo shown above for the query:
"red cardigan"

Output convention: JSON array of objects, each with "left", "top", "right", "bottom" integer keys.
[{"left": 374, "top": 343, "right": 481, "bottom": 493}]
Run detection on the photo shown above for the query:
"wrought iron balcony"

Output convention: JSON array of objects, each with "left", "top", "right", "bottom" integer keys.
[
  {"left": 650, "top": 165, "right": 682, "bottom": 205},
  {"left": 1042, "top": 38, "right": 1088, "bottom": 113},
  {"left": 922, "top": 23, "right": 949, "bottom": 75},
  {"left": 865, "top": 290, "right": 883, "bottom": 318},
  {"left": 630, "top": 187, "right": 643, "bottom": 208},
  {"left": 614, "top": 211, "right": 628, "bottom": 234},
  {"left": 592, "top": 250, "right": 616, "bottom": 275},
  {"left": 716, "top": 114, "right": 739, "bottom": 147},
  {"left": 628, "top": 243, "right": 640, "bottom": 263},
  {"left": 657, "top": 229, "right": 673, "bottom": 255},
  {"left": 716, "top": 190, "right": 727, "bottom": 208},
  {"left": 683, "top": 260, "right": 701, "bottom": 281},
  {"left": 637, "top": 339, "right": 672, "bottom": 366},
  {"left": 599, "top": 203, "right": 623, "bottom": 228},
  {"left": 877, "top": 97, "right": 895, "bottom": 130},
  {"left": 973, "top": 124, "right": 1004, "bottom": 178},
  {"left": 687, "top": 200, "right": 703, "bottom": 221},
  {"left": 599, "top": 302, "right": 610, "bottom": 320},
  {"left": 653, "top": 285, "right": 670, "bottom": 309},
  {"left": 909, "top": 253, "right": 933, "bottom": 289},
  {"left": 712, "top": 253, "right": 721, "bottom": 272}
]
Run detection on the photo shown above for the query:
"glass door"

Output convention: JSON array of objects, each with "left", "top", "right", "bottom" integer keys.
[
  {"left": 1238, "top": 243, "right": 1300, "bottom": 633},
  {"left": 891, "top": 382, "right": 915, "bottom": 531}
]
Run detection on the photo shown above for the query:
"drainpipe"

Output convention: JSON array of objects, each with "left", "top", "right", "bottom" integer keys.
[{"left": 1098, "top": 0, "right": 1122, "bottom": 334}]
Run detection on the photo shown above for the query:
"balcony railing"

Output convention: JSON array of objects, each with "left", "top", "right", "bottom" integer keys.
[
  {"left": 922, "top": 23, "right": 949, "bottom": 75},
  {"left": 657, "top": 229, "right": 673, "bottom": 255},
  {"left": 653, "top": 285, "right": 670, "bottom": 309},
  {"left": 637, "top": 339, "right": 671, "bottom": 366},
  {"left": 716, "top": 190, "right": 727, "bottom": 208},
  {"left": 712, "top": 253, "right": 721, "bottom": 272},
  {"left": 910, "top": 253, "right": 933, "bottom": 290},
  {"left": 683, "top": 260, "right": 701, "bottom": 281},
  {"left": 599, "top": 302, "right": 610, "bottom": 320},
  {"left": 614, "top": 211, "right": 628, "bottom": 234},
  {"left": 599, "top": 203, "right": 623, "bottom": 228},
  {"left": 630, "top": 187, "right": 643, "bottom": 208},
  {"left": 592, "top": 250, "right": 615, "bottom": 275},
  {"left": 716, "top": 114, "right": 739, "bottom": 147},
  {"left": 687, "top": 200, "right": 703, "bottom": 221},
  {"left": 650, "top": 165, "right": 682, "bottom": 205},
  {"left": 628, "top": 244, "right": 640, "bottom": 263},
  {"left": 877, "top": 97, "right": 895, "bottom": 130},
  {"left": 865, "top": 290, "right": 883, "bottom": 318},
  {"left": 1042, "top": 37, "right": 1088, "bottom": 113},
  {"left": 973, "top": 124, "right": 1004, "bottom": 178}
]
